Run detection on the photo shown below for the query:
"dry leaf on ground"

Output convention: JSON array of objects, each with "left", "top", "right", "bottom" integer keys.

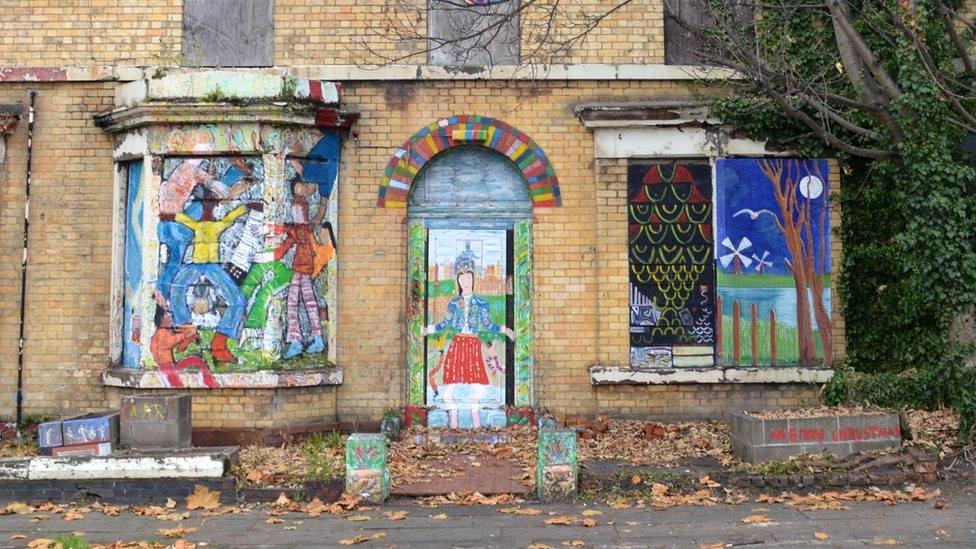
[
  {"left": 872, "top": 539, "right": 902, "bottom": 546},
  {"left": 384, "top": 510, "right": 408, "bottom": 520},
  {"left": 581, "top": 510, "right": 602, "bottom": 516},
  {"left": 562, "top": 542, "right": 586, "bottom": 548},
  {"left": 499, "top": 507, "right": 543, "bottom": 516},
  {"left": 432, "top": 513, "right": 448, "bottom": 520},
  {"left": 741, "top": 514, "right": 771, "bottom": 524},
  {"left": 814, "top": 532, "right": 829, "bottom": 541},
  {"left": 544, "top": 515, "right": 576, "bottom": 526},
  {"left": 528, "top": 544, "right": 556, "bottom": 549},
  {"left": 582, "top": 518, "right": 598, "bottom": 527},
  {"left": 339, "top": 535, "right": 370, "bottom": 545},
  {"left": 186, "top": 485, "right": 220, "bottom": 511},
  {"left": 158, "top": 525, "right": 198, "bottom": 539},
  {"left": 63, "top": 510, "right": 84, "bottom": 521},
  {"left": 346, "top": 515, "right": 372, "bottom": 522},
  {"left": 265, "top": 517, "right": 284, "bottom": 524}
]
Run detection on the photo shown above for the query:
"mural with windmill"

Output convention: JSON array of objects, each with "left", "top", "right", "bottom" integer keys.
[{"left": 715, "top": 158, "right": 832, "bottom": 366}]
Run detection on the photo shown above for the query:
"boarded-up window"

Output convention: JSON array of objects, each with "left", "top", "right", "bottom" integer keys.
[
  {"left": 665, "top": 0, "right": 752, "bottom": 65},
  {"left": 428, "top": 0, "right": 520, "bottom": 67},
  {"left": 183, "top": 0, "right": 274, "bottom": 67}
]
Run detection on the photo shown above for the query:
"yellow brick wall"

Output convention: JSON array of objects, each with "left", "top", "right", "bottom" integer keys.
[
  {"left": 0, "top": 78, "right": 843, "bottom": 428},
  {"left": 104, "top": 387, "right": 338, "bottom": 429},
  {"left": 594, "top": 383, "right": 822, "bottom": 420},
  {"left": 0, "top": 0, "right": 662, "bottom": 67}
]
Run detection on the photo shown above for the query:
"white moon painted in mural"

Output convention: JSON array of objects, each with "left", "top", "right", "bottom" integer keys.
[{"left": 798, "top": 175, "right": 824, "bottom": 199}]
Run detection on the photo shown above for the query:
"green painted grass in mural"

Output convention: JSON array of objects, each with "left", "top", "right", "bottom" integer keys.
[
  {"left": 165, "top": 329, "right": 336, "bottom": 372},
  {"left": 717, "top": 272, "right": 831, "bottom": 288},
  {"left": 717, "top": 316, "right": 824, "bottom": 366}
]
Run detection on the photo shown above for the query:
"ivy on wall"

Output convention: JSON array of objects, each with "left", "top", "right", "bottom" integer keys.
[{"left": 699, "top": 0, "right": 976, "bottom": 438}]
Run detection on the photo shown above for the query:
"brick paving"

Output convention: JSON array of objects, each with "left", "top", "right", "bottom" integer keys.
[{"left": 392, "top": 453, "right": 531, "bottom": 496}]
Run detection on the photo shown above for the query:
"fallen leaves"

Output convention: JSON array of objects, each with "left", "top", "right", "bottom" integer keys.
[
  {"left": 756, "top": 487, "right": 941, "bottom": 511},
  {"left": 158, "top": 525, "right": 198, "bottom": 539},
  {"left": 339, "top": 535, "right": 370, "bottom": 545},
  {"left": 63, "top": 509, "right": 84, "bottom": 521},
  {"left": 814, "top": 532, "right": 829, "bottom": 541},
  {"left": 499, "top": 507, "right": 543, "bottom": 516},
  {"left": 872, "top": 539, "right": 902, "bottom": 545},
  {"left": 582, "top": 518, "right": 598, "bottom": 527},
  {"left": 418, "top": 491, "right": 522, "bottom": 507},
  {"left": 741, "top": 514, "right": 771, "bottom": 525},
  {"left": 578, "top": 419, "right": 733, "bottom": 466},
  {"left": 581, "top": 509, "right": 602, "bottom": 516},
  {"left": 345, "top": 515, "right": 372, "bottom": 522},
  {"left": 543, "top": 515, "right": 576, "bottom": 525},
  {"left": 431, "top": 513, "right": 448, "bottom": 520},
  {"left": 384, "top": 510, "right": 409, "bottom": 520},
  {"left": 185, "top": 485, "right": 220, "bottom": 511}
]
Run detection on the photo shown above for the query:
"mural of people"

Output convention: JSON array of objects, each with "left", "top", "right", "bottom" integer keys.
[
  {"left": 167, "top": 191, "right": 263, "bottom": 363},
  {"left": 149, "top": 293, "right": 219, "bottom": 389},
  {"left": 275, "top": 174, "right": 329, "bottom": 359},
  {"left": 423, "top": 250, "right": 515, "bottom": 428}
]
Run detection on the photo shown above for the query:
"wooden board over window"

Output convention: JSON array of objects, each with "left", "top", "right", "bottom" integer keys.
[
  {"left": 183, "top": 0, "right": 275, "bottom": 67},
  {"left": 428, "top": 0, "right": 520, "bottom": 67}
]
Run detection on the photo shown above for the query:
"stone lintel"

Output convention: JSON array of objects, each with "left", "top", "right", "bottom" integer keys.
[{"left": 589, "top": 365, "right": 834, "bottom": 385}]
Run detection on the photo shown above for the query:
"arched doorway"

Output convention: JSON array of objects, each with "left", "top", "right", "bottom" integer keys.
[{"left": 407, "top": 147, "right": 533, "bottom": 429}]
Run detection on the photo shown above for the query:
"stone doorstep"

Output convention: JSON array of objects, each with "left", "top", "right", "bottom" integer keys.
[
  {"left": 0, "top": 447, "right": 238, "bottom": 481},
  {"left": 408, "top": 431, "right": 513, "bottom": 445}
]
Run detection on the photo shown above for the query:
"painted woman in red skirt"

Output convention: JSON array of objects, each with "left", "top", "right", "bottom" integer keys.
[{"left": 424, "top": 253, "right": 514, "bottom": 428}]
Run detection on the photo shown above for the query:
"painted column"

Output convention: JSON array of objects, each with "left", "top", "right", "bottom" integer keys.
[
  {"left": 345, "top": 433, "right": 390, "bottom": 503},
  {"left": 536, "top": 428, "right": 578, "bottom": 502}
]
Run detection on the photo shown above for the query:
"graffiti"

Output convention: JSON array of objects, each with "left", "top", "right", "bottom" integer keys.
[
  {"left": 377, "top": 115, "right": 560, "bottom": 208},
  {"left": 125, "top": 130, "right": 341, "bottom": 386},
  {"left": 715, "top": 158, "right": 832, "bottom": 366},
  {"left": 627, "top": 162, "right": 715, "bottom": 368},
  {"left": 424, "top": 229, "right": 514, "bottom": 429}
]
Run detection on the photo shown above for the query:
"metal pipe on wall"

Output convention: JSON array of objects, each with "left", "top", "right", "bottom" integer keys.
[{"left": 16, "top": 90, "right": 36, "bottom": 427}]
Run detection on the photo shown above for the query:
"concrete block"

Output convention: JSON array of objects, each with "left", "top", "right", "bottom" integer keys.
[
  {"left": 536, "top": 428, "right": 578, "bottom": 502},
  {"left": 121, "top": 394, "right": 191, "bottom": 450},
  {"left": 732, "top": 410, "right": 902, "bottom": 463},
  {"left": 26, "top": 448, "right": 237, "bottom": 480},
  {"left": 62, "top": 412, "right": 119, "bottom": 446},
  {"left": 344, "top": 434, "right": 389, "bottom": 504},
  {"left": 0, "top": 458, "right": 30, "bottom": 480},
  {"left": 51, "top": 442, "right": 114, "bottom": 457}
]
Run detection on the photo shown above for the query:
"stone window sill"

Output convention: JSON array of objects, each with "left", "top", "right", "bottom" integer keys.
[
  {"left": 102, "top": 368, "right": 343, "bottom": 389},
  {"left": 589, "top": 365, "right": 833, "bottom": 385}
]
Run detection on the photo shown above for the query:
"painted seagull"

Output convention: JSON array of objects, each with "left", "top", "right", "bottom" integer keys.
[{"left": 733, "top": 208, "right": 777, "bottom": 220}]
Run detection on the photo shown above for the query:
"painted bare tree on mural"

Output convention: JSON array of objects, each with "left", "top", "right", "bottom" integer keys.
[{"left": 756, "top": 159, "right": 832, "bottom": 364}]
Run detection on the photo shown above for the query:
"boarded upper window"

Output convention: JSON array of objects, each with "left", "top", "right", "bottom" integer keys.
[
  {"left": 183, "top": 0, "right": 275, "bottom": 67},
  {"left": 428, "top": 0, "right": 520, "bottom": 67},
  {"left": 664, "top": 0, "right": 752, "bottom": 65}
]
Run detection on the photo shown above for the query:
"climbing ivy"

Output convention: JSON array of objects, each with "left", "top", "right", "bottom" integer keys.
[{"left": 702, "top": 0, "right": 976, "bottom": 439}]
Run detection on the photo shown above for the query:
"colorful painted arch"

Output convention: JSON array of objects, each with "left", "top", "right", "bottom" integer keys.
[{"left": 377, "top": 115, "right": 561, "bottom": 208}]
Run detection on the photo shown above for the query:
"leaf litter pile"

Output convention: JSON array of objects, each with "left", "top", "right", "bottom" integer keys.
[
  {"left": 389, "top": 426, "right": 538, "bottom": 488},
  {"left": 232, "top": 433, "right": 346, "bottom": 488},
  {"left": 577, "top": 419, "right": 734, "bottom": 466}
]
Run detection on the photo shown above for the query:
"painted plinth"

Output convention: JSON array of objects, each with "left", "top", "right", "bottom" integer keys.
[
  {"left": 345, "top": 434, "right": 390, "bottom": 504},
  {"left": 536, "top": 428, "right": 578, "bottom": 502},
  {"left": 120, "top": 394, "right": 192, "bottom": 450},
  {"left": 730, "top": 410, "right": 902, "bottom": 463}
]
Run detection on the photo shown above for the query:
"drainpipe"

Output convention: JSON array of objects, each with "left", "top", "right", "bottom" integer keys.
[{"left": 16, "top": 90, "right": 36, "bottom": 427}]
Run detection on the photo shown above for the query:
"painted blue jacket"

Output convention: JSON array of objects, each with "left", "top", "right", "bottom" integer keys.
[{"left": 430, "top": 295, "right": 500, "bottom": 335}]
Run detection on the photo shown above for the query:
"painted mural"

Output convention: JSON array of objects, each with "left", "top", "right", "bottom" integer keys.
[
  {"left": 424, "top": 229, "right": 514, "bottom": 428},
  {"left": 715, "top": 158, "right": 832, "bottom": 366},
  {"left": 126, "top": 131, "right": 341, "bottom": 387},
  {"left": 122, "top": 161, "right": 145, "bottom": 370},
  {"left": 628, "top": 163, "right": 715, "bottom": 368}
]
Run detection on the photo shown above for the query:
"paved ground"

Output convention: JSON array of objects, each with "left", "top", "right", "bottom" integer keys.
[
  {"left": 1, "top": 494, "right": 974, "bottom": 548},
  {"left": 392, "top": 454, "right": 530, "bottom": 496}
]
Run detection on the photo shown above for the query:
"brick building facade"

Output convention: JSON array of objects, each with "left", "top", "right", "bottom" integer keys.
[{"left": 0, "top": 1, "right": 841, "bottom": 436}]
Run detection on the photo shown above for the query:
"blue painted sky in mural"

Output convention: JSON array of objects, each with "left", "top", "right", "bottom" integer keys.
[
  {"left": 429, "top": 229, "right": 506, "bottom": 274},
  {"left": 715, "top": 158, "right": 830, "bottom": 276}
]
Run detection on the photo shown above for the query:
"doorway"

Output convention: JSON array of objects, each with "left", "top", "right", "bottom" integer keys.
[{"left": 406, "top": 147, "right": 534, "bottom": 428}]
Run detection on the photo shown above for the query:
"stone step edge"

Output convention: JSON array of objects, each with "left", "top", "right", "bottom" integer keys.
[{"left": 0, "top": 447, "right": 238, "bottom": 481}]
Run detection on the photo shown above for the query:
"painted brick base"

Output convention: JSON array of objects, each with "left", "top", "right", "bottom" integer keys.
[{"left": 594, "top": 383, "right": 822, "bottom": 420}]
